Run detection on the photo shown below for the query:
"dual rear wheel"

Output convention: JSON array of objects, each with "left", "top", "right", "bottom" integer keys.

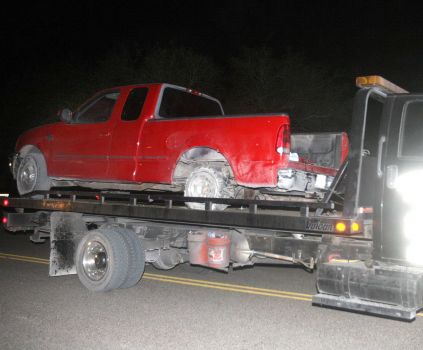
[{"left": 75, "top": 227, "right": 145, "bottom": 292}]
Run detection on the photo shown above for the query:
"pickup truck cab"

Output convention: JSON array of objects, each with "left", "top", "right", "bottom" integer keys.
[{"left": 11, "top": 83, "right": 348, "bottom": 208}]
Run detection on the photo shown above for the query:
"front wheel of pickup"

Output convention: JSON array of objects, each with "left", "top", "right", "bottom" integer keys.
[
  {"left": 184, "top": 166, "right": 233, "bottom": 210},
  {"left": 16, "top": 151, "right": 51, "bottom": 195}
]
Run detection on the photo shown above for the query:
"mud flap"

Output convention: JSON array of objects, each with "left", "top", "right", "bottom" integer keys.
[{"left": 49, "top": 212, "right": 86, "bottom": 276}]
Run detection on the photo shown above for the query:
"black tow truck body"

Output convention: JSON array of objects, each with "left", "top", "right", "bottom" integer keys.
[{"left": 3, "top": 76, "right": 423, "bottom": 320}]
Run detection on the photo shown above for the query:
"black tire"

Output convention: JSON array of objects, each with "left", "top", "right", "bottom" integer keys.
[
  {"left": 113, "top": 227, "right": 145, "bottom": 289},
  {"left": 184, "top": 166, "right": 232, "bottom": 210},
  {"left": 16, "top": 151, "right": 51, "bottom": 195},
  {"left": 75, "top": 228, "right": 130, "bottom": 292}
]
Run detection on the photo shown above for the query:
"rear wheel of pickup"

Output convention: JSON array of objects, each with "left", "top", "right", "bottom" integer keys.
[
  {"left": 16, "top": 151, "right": 51, "bottom": 195},
  {"left": 76, "top": 228, "right": 130, "bottom": 292},
  {"left": 184, "top": 166, "right": 233, "bottom": 210}
]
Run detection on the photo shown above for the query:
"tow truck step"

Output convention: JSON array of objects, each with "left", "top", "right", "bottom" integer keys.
[{"left": 312, "top": 294, "right": 419, "bottom": 321}]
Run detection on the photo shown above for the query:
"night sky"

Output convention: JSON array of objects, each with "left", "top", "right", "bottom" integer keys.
[
  {"left": 1, "top": 0, "right": 422, "bottom": 189},
  {"left": 3, "top": 1, "right": 423, "bottom": 88}
]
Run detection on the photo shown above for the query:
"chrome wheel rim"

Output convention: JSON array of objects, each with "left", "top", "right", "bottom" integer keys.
[
  {"left": 186, "top": 172, "right": 217, "bottom": 198},
  {"left": 18, "top": 157, "right": 37, "bottom": 193},
  {"left": 82, "top": 241, "right": 108, "bottom": 281}
]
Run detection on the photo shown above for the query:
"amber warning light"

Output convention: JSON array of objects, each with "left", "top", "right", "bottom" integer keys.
[
  {"left": 356, "top": 75, "right": 408, "bottom": 94},
  {"left": 335, "top": 221, "right": 361, "bottom": 234}
]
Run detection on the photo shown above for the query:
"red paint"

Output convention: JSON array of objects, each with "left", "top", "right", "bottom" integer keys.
[
  {"left": 187, "top": 231, "right": 208, "bottom": 265},
  {"left": 207, "top": 232, "right": 230, "bottom": 269},
  {"left": 139, "top": 113, "right": 290, "bottom": 186},
  {"left": 341, "top": 132, "right": 349, "bottom": 163},
  {"left": 15, "top": 83, "right": 347, "bottom": 190}
]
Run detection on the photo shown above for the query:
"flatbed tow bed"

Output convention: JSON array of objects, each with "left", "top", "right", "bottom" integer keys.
[{"left": 3, "top": 75, "right": 423, "bottom": 321}]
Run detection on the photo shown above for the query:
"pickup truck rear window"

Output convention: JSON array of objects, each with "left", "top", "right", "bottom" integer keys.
[
  {"left": 121, "top": 87, "right": 148, "bottom": 121},
  {"left": 158, "top": 87, "right": 222, "bottom": 118}
]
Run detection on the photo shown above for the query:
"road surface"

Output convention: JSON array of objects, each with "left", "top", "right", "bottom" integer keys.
[{"left": 0, "top": 228, "right": 422, "bottom": 350}]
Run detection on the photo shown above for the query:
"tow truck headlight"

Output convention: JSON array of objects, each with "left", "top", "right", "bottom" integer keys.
[
  {"left": 403, "top": 210, "right": 423, "bottom": 239},
  {"left": 395, "top": 170, "right": 423, "bottom": 264},
  {"left": 396, "top": 170, "right": 423, "bottom": 205},
  {"left": 403, "top": 209, "right": 423, "bottom": 265},
  {"left": 406, "top": 245, "right": 423, "bottom": 266}
]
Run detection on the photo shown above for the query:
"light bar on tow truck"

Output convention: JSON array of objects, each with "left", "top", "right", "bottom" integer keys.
[{"left": 356, "top": 75, "right": 409, "bottom": 94}]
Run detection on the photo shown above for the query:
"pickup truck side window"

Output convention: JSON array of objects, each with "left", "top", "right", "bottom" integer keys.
[
  {"left": 399, "top": 101, "right": 423, "bottom": 158},
  {"left": 75, "top": 92, "right": 120, "bottom": 124},
  {"left": 121, "top": 87, "right": 148, "bottom": 121},
  {"left": 158, "top": 87, "right": 222, "bottom": 118}
]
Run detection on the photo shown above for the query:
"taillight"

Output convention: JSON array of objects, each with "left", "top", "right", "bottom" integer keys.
[
  {"left": 2, "top": 217, "right": 7, "bottom": 225},
  {"left": 276, "top": 125, "right": 290, "bottom": 155}
]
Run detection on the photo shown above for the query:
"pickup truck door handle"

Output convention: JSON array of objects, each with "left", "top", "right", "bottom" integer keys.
[
  {"left": 377, "top": 136, "right": 386, "bottom": 178},
  {"left": 99, "top": 132, "right": 111, "bottom": 137}
]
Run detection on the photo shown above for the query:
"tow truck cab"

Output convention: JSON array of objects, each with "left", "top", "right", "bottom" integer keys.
[
  {"left": 340, "top": 76, "right": 422, "bottom": 264},
  {"left": 315, "top": 76, "right": 423, "bottom": 319}
]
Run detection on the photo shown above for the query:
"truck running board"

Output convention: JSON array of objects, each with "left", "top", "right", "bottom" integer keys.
[
  {"left": 314, "top": 261, "right": 423, "bottom": 321},
  {"left": 312, "top": 293, "right": 419, "bottom": 321}
]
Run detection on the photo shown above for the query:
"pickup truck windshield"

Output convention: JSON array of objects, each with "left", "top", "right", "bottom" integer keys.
[
  {"left": 158, "top": 87, "right": 222, "bottom": 118},
  {"left": 74, "top": 91, "right": 120, "bottom": 124}
]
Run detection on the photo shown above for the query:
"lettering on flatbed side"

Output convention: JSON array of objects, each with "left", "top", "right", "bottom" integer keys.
[
  {"left": 42, "top": 200, "right": 72, "bottom": 211},
  {"left": 306, "top": 220, "right": 334, "bottom": 232}
]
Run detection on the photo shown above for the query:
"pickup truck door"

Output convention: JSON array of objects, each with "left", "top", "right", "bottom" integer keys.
[
  {"left": 108, "top": 87, "right": 149, "bottom": 181},
  {"left": 48, "top": 90, "right": 121, "bottom": 179},
  {"left": 377, "top": 95, "right": 423, "bottom": 264}
]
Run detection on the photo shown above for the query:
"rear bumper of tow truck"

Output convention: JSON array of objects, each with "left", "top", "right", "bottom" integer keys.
[{"left": 313, "top": 261, "right": 423, "bottom": 321}]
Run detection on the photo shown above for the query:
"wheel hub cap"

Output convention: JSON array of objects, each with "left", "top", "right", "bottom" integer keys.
[
  {"left": 187, "top": 172, "right": 217, "bottom": 197},
  {"left": 82, "top": 241, "right": 108, "bottom": 281},
  {"left": 19, "top": 159, "right": 37, "bottom": 192}
]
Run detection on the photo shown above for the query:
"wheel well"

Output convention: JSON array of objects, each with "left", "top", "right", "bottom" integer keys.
[
  {"left": 19, "top": 145, "right": 42, "bottom": 157},
  {"left": 172, "top": 147, "right": 233, "bottom": 184},
  {"left": 12, "top": 145, "right": 42, "bottom": 179}
]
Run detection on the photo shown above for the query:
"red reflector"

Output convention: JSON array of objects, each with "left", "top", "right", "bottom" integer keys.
[
  {"left": 95, "top": 195, "right": 100, "bottom": 201},
  {"left": 2, "top": 199, "right": 9, "bottom": 206},
  {"left": 2, "top": 217, "right": 8, "bottom": 224}
]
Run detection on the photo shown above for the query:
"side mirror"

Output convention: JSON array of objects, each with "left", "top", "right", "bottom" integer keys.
[{"left": 59, "top": 108, "right": 73, "bottom": 123}]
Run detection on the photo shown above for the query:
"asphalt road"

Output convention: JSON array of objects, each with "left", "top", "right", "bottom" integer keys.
[{"left": 1, "top": 228, "right": 422, "bottom": 350}]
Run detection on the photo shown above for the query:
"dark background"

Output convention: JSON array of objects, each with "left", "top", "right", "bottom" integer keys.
[{"left": 1, "top": 0, "right": 421, "bottom": 191}]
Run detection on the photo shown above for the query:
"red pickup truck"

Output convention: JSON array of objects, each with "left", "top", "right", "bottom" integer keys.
[{"left": 11, "top": 83, "right": 348, "bottom": 208}]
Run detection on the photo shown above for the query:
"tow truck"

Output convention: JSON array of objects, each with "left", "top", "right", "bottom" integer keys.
[{"left": 2, "top": 76, "right": 423, "bottom": 320}]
